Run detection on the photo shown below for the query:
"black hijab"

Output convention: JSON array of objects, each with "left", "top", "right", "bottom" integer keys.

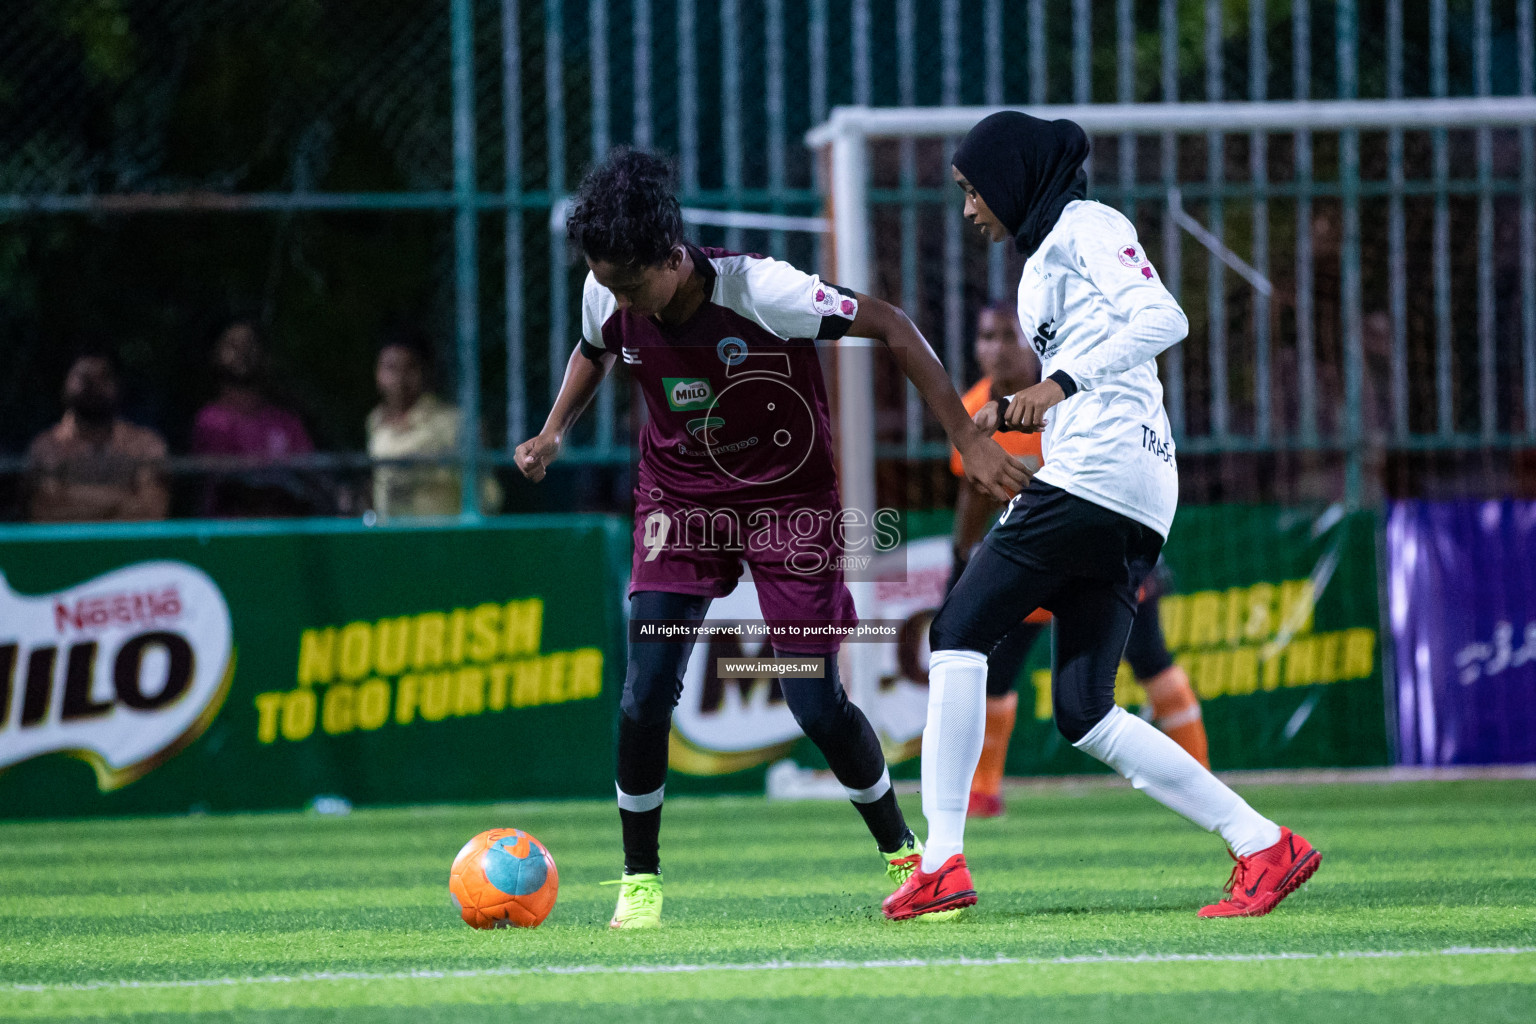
[{"left": 953, "top": 112, "right": 1090, "bottom": 259}]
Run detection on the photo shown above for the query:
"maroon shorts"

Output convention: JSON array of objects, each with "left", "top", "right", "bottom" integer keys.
[{"left": 629, "top": 491, "right": 858, "bottom": 654}]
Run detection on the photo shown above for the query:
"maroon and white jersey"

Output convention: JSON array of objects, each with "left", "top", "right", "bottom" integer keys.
[{"left": 580, "top": 245, "right": 858, "bottom": 505}]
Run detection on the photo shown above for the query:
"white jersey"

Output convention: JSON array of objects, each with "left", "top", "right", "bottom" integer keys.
[{"left": 1019, "top": 200, "right": 1187, "bottom": 538}]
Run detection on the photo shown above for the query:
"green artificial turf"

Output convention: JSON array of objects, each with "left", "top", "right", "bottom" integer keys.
[{"left": 1, "top": 779, "right": 1533, "bottom": 1022}]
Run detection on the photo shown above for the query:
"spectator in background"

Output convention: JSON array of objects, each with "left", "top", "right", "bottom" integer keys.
[
  {"left": 366, "top": 332, "right": 500, "bottom": 518},
  {"left": 26, "top": 351, "right": 169, "bottom": 522},
  {"left": 193, "top": 319, "right": 324, "bottom": 517}
]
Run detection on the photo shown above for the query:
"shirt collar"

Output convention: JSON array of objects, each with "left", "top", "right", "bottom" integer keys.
[{"left": 684, "top": 242, "right": 717, "bottom": 303}]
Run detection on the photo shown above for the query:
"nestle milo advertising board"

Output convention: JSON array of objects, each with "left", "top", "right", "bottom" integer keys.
[{"left": 0, "top": 517, "right": 628, "bottom": 818}]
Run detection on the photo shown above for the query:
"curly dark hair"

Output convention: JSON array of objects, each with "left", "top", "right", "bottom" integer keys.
[{"left": 566, "top": 148, "right": 684, "bottom": 267}]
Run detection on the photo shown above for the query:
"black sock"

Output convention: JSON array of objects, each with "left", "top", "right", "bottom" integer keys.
[
  {"left": 854, "top": 789, "right": 912, "bottom": 855},
  {"left": 619, "top": 807, "right": 663, "bottom": 875},
  {"left": 616, "top": 714, "right": 671, "bottom": 875},
  {"left": 781, "top": 674, "right": 909, "bottom": 853}
]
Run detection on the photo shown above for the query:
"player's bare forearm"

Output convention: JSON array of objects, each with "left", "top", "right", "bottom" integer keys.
[
  {"left": 517, "top": 346, "right": 615, "bottom": 482},
  {"left": 848, "top": 293, "right": 1029, "bottom": 501},
  {"left": 849, "top": 294, "right": 980, "bottom": 445},
  {"left": 544, "top": 346, "right": 615, "bottom": 439}
]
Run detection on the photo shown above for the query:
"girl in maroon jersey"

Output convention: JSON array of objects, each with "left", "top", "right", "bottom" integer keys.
[{"left": 516, "top": 148, "right": 1025, "bottom": 928}]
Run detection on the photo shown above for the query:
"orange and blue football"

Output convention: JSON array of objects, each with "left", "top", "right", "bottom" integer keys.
[{"left": 448, "top": 828, "right": 559, "bottom": 928}]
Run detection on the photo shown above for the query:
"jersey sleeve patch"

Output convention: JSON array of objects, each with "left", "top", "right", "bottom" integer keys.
[
  {"left": 811, "top": 284, "right": 840, "bottom": 315},
  {"left": 1071, "top": 205, "right": 1178, "bottom": 319},
  {"left": 814, "top": 282, "right": 858, "bottom": 340},
  {"left": 715, "top": 255, "right": 857, "bottom": 341},
  {"left": 1115, "top": 242, "right": 1157, "bottom": 280}
]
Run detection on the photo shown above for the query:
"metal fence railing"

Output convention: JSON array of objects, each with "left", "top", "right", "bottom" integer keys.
[{"left": 2, "top": 1, "right": 1533, "bottom": 522}]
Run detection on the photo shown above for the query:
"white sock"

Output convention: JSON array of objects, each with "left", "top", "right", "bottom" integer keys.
[
  {"left": 1073, "top": 705, "right": 1281, "bottom": 857},
  {"left": 920, "top": 649, "right": 988, "bottom": 872}
]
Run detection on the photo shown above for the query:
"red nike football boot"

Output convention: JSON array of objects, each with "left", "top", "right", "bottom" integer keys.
[
  {"left": 882, "top": 853, "right": 978, "bottom": 921},
  {"left": 1199, "top": 827, "right": 1321, "bottom": 918}
]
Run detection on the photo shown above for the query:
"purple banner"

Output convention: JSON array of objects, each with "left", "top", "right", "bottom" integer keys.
[{"left": 1388, "top": 500, "right": 1536, "bottom": 765}]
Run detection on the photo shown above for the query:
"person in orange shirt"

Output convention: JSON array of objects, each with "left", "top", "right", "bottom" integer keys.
[{"left": 948, "top": 302, "right": 1208, "bottom": 818}]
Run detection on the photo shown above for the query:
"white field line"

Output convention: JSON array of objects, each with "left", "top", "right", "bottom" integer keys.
[
  {"left": 10, "top": 946, "right": 1536, "bottom": 994},
  {"left": 842, "top": 763, "right": 1536, "bottom": 800}
]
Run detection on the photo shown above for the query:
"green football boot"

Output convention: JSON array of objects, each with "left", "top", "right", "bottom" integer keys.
[
  {"left": 883, "top": 831, "right": 925, "bottom": 890},
  {"left": 603, "top": 872, "right": 663, "bottom": 929}
]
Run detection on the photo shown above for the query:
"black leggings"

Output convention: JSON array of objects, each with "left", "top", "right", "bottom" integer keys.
[
  {"left": 1124, "top": 593, "right": 1175, "bottom": 680},
  {"left": 930, "top": 483, "right": 1162, "bottom": 743},
  {"left": 622, "top": 590, "right": 887, "bottom": 792},
  {"left": 617, "top": 590, "right": 907, "bottom": 869},
  {"left": 979, "top": 593, "right": 1172, "bottom": 699},
  {"left": 947, "top": 557, "right": 1045, "bottom": 699},
  {"left": 983, "top": 620, "right": 1045, "bottom": 698}
]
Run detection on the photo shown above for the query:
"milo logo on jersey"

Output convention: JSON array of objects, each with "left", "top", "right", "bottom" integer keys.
[
  {"left": 0, "top": 562, "right": 235, "bottom": 791},
  {"left": 665, "top": 377, "right": 716, "bottom": 411}
]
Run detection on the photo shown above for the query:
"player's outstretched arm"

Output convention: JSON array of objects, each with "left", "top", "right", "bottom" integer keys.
[
  {"left": 848, "top": 293, "right": 1029, "bottom": 503},
  {"left": 515, "top": 345, "right": 616, "bottom": 482},
  {"left": 952, "top": 402, "right": 1010, "bottom": 563}
]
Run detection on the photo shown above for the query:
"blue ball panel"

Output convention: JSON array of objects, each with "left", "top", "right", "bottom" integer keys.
[{"left": 484, "top": 834, "right": 549, "bottom": 896}]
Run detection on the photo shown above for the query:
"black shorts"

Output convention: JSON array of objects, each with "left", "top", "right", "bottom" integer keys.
[
  {"left": 930, "top": 481, "right": 1165, "bottom": 741},
  {"left": 983, "top": 482, "right": 1165, "bottom": 605}
]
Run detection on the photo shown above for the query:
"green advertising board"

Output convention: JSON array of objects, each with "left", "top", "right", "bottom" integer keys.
[
  {"left": 675, "top": 504, "right": 1391, "bottom": 785},
  {"left": 0, "top": 517, "right": 629, "bottom": 819},
  {"left": 0, "top": 504, "right": 1390, "bottom": 817},
  {"left": 1005, "top": 505, "right": 1391, "bottom": 774}
]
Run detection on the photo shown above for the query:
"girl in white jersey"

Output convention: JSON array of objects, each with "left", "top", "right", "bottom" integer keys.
[{"left": 884, "top": 112, "right": 1320, "bottom": 922}]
